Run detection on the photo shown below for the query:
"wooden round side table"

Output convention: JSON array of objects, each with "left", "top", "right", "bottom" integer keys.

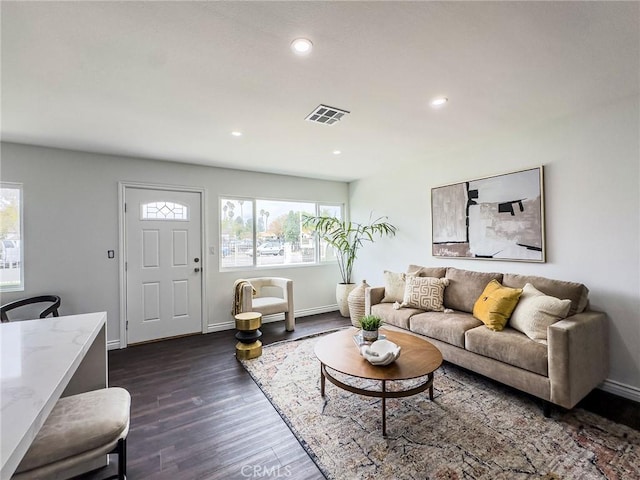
[{"left": 235, "top": 312, "right": 263, "bottom": 360}]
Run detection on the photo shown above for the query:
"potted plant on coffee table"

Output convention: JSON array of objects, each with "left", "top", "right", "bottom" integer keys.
[
  {"left": 302, "top": 213, "right": 397, "bottom": 317},
  {"left": 359, "top": 314, "right": 383, "bottom": 342}
]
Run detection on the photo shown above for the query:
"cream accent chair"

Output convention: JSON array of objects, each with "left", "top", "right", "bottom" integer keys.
[{"left": 241, "top": 277, "right": 295, "bottom": 331}]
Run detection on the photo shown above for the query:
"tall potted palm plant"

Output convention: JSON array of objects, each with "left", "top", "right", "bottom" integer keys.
[{"left": 302, "top": 213, "right": 397, "bottom": 317}]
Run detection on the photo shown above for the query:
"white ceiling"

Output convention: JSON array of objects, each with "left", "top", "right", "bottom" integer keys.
[{"left": 2, "top": 1, "right": 638, "bottom": 182}]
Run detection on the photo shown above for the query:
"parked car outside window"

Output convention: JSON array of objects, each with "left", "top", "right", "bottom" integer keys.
[
  {"left": 256, "top": 241, "right": 284, "bottom": 256},
  {"left": 0, "top": 240, "right": 20, "bottom": 268},
  {"left": 237, "top": 239, "right": 253, "bottom": 253}
]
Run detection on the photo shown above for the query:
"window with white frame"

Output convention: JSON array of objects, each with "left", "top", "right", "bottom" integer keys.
[
  {"left": 0, "top": 183, "right": 24, "bottom": 291},
  {"left": 317, "top": 204, "right": 341, "bottom": 262},
  {"left": 220, "top": 197, "right": 343, "bottom": 269}
]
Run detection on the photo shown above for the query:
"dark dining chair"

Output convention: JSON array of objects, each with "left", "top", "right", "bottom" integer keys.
[{"left": 0, "top": 295, "right": 61, "bottom": 322}]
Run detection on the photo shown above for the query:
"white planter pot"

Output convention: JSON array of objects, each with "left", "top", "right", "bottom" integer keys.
[{"left": 336, "top": 283, "right": 356, "bottom": 318}]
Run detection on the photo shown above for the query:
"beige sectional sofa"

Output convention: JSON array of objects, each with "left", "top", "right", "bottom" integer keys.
[{"left": 365, "top": 265, "right": 608, "bottom": 414}]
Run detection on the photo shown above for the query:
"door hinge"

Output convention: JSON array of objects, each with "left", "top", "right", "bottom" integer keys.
[
  {"left": 125, "top": 262, "right": 128, "bottom": 271},
  {"left": 126, "top": 321, "right": 129, "bottom": 330},
  {"left": 124, "top": 203, "right": 127, "bottom": 213}
]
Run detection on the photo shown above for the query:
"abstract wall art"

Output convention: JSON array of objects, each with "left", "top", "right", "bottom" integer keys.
[{"left": 432, "top": 167, "right": 545, "bottom": 262}]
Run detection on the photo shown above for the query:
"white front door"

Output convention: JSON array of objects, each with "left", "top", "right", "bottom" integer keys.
[{"left": 125, "top": 187, "right": 203, "bottom": 344}]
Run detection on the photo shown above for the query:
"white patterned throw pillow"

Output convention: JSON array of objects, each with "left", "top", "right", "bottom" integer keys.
[{"left": 399, "top": 276, "right": 450, "bottom": 311}]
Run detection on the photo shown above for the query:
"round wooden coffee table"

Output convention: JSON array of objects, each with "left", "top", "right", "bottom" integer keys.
[{"left": 314, "top": 327, "right": 443, "bottom": 436}]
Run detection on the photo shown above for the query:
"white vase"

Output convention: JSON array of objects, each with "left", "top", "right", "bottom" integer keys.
[{"left": 336, "top": 283, "right": 356, "bottom": 318}]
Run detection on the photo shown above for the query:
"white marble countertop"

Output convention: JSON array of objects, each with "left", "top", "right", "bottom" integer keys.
[{"left": 0, "top": 312, "right": 107, "bottom": 480}]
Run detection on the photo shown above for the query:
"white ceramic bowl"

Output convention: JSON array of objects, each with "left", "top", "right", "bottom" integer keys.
[{"left": 361, "top": 339, "right": 401, "bottom": 365}]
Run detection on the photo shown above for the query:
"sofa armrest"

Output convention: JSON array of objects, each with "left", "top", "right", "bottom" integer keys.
[
  {"left": 547, "top": 310, "right": 609, "bottom": 409},
  {"left": 365, "top": 287, "right": 385, "bottom": 315}
]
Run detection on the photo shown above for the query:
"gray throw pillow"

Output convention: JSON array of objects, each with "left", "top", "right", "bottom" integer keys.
[{"left": 444, "top": 267, "right": 503, "bottom": 313}]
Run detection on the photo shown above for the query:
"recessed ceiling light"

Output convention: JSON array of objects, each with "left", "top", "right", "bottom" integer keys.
[
  {"left": 231, "top": 131, "right": 243, "bottom": 137},
  {"left": 430, "top": 97, "right": 448, "bottom": 108},
  {"left": 333, "top": 150, "right": 341, "bottom": 155},
  {"left": 291, "top": 38, "right": 313, "bottom": 55}
]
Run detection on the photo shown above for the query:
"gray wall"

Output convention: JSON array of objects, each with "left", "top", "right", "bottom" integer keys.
[
  {"left": 349, "top": 96, "right": 640, "bottom": 400},
  {"left": 0, "top": 143, "right": 348, "bottom": 345}
]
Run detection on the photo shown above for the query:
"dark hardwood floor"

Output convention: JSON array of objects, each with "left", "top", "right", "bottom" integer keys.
[
  {"left": 79, "top": 312, "right": 638, "bottom": 480},
  {"left": 79, "top": 312, "right": 349, "bottom": 480}
]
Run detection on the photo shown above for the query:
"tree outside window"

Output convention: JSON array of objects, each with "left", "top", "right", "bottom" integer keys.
[{"left": 220, "top": 197, "right": 342, "bottom": 270}]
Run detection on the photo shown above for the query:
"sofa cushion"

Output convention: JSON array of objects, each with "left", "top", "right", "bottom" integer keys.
[
  {"left": 502, "top": 273, "right": 589, "bottom": 316},
  {"left": 410, "top": 311, "right": 483, "bottom": 348},
  {"left": 371, "top": 303, "right": 423, "bottom": 330},
  {"left": 473, "top": 280, "right": 523, "bottom": 331},
  {"left": 509, "top": 283, "right": 571, "bottom": 344},
  {"left": 465, "top": 326, "right": 548, "bottom": 376},
  {"left": 381, "top": 270, "right": 406, "bottom": 303},
  {"left": 444, "top": 267, "right": 503, "bottom": 313},
  {"left": 400, "top": 276, "right": 449, "bottom": 312},
  {"left": 406, "top": 265, "right": 447, "bottom": 278}
]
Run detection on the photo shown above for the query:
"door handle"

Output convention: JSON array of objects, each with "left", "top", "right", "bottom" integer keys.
[{"left": 194, "top": 267, "right": 201, "bottom": 273}]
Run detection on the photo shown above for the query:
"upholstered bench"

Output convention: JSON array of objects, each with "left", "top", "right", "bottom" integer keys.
[{"left": 13, "top": 387, "right": 131, "bottom": 480}]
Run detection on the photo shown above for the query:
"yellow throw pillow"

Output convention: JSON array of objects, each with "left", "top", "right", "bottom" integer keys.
[{"left": 473, "top": 279, "right": 523, "bottom": 331}]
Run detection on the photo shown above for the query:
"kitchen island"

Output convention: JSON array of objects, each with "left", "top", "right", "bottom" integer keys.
[{"left": 0, "top": 312, "right": 107, "bottom": 479}]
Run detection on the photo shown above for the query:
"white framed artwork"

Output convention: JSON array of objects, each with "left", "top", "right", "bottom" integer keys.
[{"left": 431, "top": 167, "right": 545, "bottom": 262}]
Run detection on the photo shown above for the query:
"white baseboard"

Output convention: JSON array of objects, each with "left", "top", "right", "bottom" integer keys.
[
  {"left": 205, "top": 316, "right": 287, "bottom": 333},
  {"left": 207, "top": 321, "right": 235, "bottom": 333},
  {"left": 206, "top": 305, "right": 339, "bottom": 333},
  {"left": 599, "top": 379, "right": 640, "bottom": 403},
  {"left": 294, "top": 304, "right": 340, "bottom": 317},
  {"left": 111, "top": 305, "right": 341, "bottom": 343}
]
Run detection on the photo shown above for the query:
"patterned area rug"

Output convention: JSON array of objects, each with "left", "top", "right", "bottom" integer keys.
[{"left": 241, "top": 333, "right": 639, "bottom": 480}]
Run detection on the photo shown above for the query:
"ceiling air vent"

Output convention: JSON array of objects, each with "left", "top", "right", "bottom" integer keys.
[{"left": 305, "top": 104, "right": 350, "bottom": 125}]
